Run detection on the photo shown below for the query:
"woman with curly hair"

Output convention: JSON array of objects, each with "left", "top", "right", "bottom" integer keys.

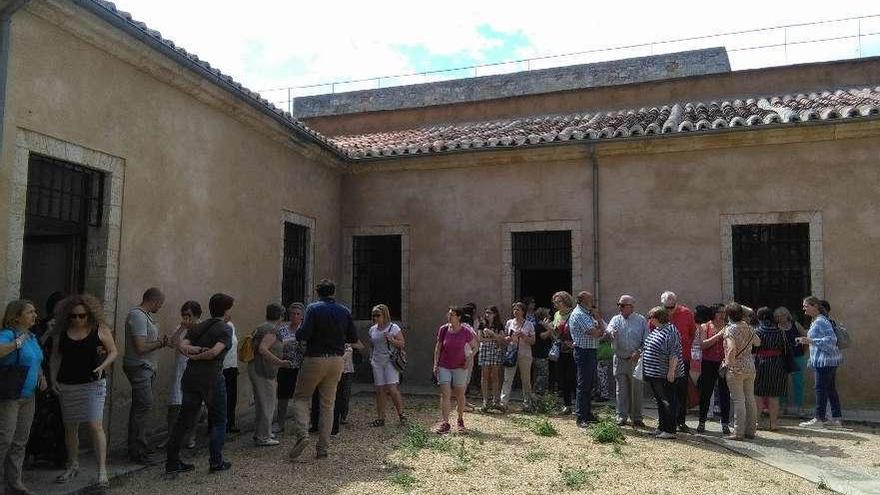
[{"left": 50, "top": 294, "right": 118, "bottom": 489}]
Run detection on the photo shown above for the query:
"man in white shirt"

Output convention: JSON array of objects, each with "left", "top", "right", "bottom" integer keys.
[{"left": 607, "top": 295, "right": 649, "bottom": 427}]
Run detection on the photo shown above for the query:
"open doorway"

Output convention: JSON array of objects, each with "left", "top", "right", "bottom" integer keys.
[{"left": 512, "top": 231, "right": 572, "bottom": 308}]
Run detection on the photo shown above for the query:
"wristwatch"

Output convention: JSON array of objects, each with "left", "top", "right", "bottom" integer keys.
[{"left": 15, "top": 337, "right": 23, "bottom": 349}]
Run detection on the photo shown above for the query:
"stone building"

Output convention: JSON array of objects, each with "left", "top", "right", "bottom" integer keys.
[{"left": 0, "top": 0, "right": 878, "bottom": 443}]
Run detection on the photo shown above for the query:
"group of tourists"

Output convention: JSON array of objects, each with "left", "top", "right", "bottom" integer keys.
[
  {"left": 0, "top": 278, "right": 848, "bottom": 493},
  {"left": 433, "top": 290, "right": 845, "bottom": 443}
]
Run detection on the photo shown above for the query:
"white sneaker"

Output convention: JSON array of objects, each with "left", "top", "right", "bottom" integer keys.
[
  {"left": 255, "top": 438, "right": 280, "bottom": 446},
  {"left": 656, "top": 432, "right": 677, "bottom": 439},
  {"left": 826, "top": 418, "right": 843, "bottom": 428},
  {"left": 799, "top": 418, "right": 826, "bottom": 428}
]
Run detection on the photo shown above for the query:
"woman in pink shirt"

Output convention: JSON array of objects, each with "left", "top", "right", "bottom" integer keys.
[{"left": 433, "top": 306, "right": 478, "bottom": 434}]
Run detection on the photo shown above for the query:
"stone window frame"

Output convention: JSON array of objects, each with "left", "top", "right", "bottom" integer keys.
[
  {"left": 720, "top": 211, "right": 824, "bottom": 302},
  {"left": 279, "top": 210, "right": 316, "bottom": 304},
  {"left": 501, "top": 220, "right": 584, "bottom": 306},
  {"left": 4, "top": 129, "right": 125, "bottom": 318},
  {"left": 341, "top": 225, "right": 410, "bottom": 325}
]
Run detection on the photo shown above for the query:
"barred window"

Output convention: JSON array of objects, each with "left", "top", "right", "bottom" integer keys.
[
  {"left": 281, "top": 222, "right": 309, "bottom": 306},
  {"left": 732, "top": 223, "right": 810, "bottom": 314},
  {"left": 352, "top": 235, "right": 401, "bottom": 320}
]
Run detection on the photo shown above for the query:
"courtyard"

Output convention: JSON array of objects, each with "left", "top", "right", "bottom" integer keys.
[{"left": 100, "top": 394, "right": 878, "bottom": 495}]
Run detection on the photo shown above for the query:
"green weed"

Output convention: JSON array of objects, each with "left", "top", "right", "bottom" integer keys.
[
  {"left": 589, "top": 419, "right": 626, "bottom": 444},
  {"left": 525, "top": 448, "right": 548, "bottom": 462},
  {"left": 388, "top": 472, "right": 418, "bottom": 490},
  {"left": 559, "top": 465, "right": 594, "bottom": 490},
  {"left": 531, "top": 417, "right": 559, "bottom": 437}
]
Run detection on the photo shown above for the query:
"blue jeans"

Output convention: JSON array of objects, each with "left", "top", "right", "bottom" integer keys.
[
  {"left": 574, "top": 347, "right": 597, "bottom": 422},
  {"left": 166, "top": 376, "right": 227, "bottom": 467},
  {"left": 814, "top": 366, "right": 842, "bottom": 420}
]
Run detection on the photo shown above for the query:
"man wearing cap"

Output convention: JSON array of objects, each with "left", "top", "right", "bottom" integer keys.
[{"left": 607, "top": 295, "right": 649, "bottom": 427}]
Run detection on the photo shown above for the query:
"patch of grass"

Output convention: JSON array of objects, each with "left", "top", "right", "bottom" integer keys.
[
  {"left": 525, "top": 448, "right": 548, "bottom": 462},
  {"left": 428, "top": 435, "right": 454, "bottom": 453},
  {"left": 558, "top": 465, "right": 594, "bottom": 490},
  {"left": 447, "top": 438, "right": 473, "bottom": 473},
  {"left": 531, "top": 417, "right": 559, "bottom": 437},
  {"left": 534, "top": 394, "right": 560, "bottom": 414},
  {"left": 817, "top": 476, "right": 831, "bottom": 491},
  {"left": 669, "top": 460, "right": 694, "bottom": 474},
  {"left": 589, "top": 419, "right": 626, "bottom": 444},
  {"left": 388, "top": 472, "right": 418, "bottom": 490},
  {"left": 610, "top": 444, "right": 624, "bottom": 458},
  {"left": 397, "top": 424, "right": 430, "bottom": 457}
]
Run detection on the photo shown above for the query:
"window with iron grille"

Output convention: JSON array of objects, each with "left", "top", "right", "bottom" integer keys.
[
  {"left": 732, "top": 223, "right": 810, "bottom": 314},
  {"left": 26, "top": 153, "right": 104, "bottom": 228},
  {"left": 281, "top": 222, "right": 309, "bottom": 306},
  {"left": 352, "top": 235, "right": 401, "bottom": 320},
  {"left": 512, "top": 230, "right": 572, "bottom": 306}
]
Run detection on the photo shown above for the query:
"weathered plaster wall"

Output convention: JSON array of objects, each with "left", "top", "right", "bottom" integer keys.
[{"left": 0, "top": 6, "right": 343, "bottom": 442}]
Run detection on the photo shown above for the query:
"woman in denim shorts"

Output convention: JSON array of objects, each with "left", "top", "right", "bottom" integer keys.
[{"left": 433, "top": 306, "right": 478, "bottom": 434}]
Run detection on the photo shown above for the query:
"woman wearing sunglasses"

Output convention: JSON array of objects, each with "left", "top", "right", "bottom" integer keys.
[
  {"left": 368, "top": 304, "right": 406, "bottom": 426},
  {"left": 50, "top": 294, "right": 118, "bottom": 489}
]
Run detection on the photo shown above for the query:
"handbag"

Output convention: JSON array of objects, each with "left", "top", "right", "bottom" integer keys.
[
  {"left": 386, "top": 325, "right": 407, "bottom": 373},
  {"left": 781, "top": 331, "right": 799, "bottom": 373},
  {"left": 0, "top": 332, "right": 29, "bottom": 400},
  {"left": 633, "top": 357, "right": 644, "bottom": 381},
  {"left": 719, "top": 327, "right": 754, "bottom": 379},
  {"left": 548, "top": 340, "right": 561, "bottom": 362},
  {"left": 502, "top": 323, "right": 518, "bottom": 367}
]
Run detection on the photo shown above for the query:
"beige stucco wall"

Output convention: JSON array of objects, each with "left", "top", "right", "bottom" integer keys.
[
  {"left": 344, "top": 130, "right": 880, "bottom": 407},
  {"left": 0, "top": 6, "right": 343, "bottom": 443}
]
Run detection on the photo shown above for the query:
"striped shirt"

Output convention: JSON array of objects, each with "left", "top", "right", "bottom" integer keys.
[
  {"left": 568, "top": 305, "right": 598, "bottom": 349},
  {"left": 641, "top": 323, "right": 685, "bottom": 379},
  {"left": 808, "top": 315, "right": 843, "bottom": 368}
]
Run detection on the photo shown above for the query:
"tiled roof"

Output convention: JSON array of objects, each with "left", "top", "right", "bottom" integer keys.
[
  {"left": 83, "top": 0, "right": 344, "bottom": 156},
  {"left": 330, "top": 87, "right": 880, "bottom": 159}
]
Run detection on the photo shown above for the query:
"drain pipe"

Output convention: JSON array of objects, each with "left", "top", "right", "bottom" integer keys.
[
  {"left": 0, "top": 0, "right": 29, "bottom": 178},
  {"left": 588, "top": 144, "right": 600, "bottom": 301}
]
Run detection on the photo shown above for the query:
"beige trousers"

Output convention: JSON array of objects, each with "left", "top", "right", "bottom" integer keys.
[
  {"left": 292, "top": 356, "right": 343, "bottom": 452},
  {"left": 0, "top": 397, "right": 35, "bottom": 489},
  {"left": 728, "top": 371, "right": 757, "bottom": 437},
  {"left": 248, "top": 361, "right": 277, "bottom": 442},
  {"left": 500, "top": 354, "right": 533, "bottom": 407}
]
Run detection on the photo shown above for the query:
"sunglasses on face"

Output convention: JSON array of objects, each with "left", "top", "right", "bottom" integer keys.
[
  {"left": 617, "top": 303, "right": 632, "bottom": 307},
  {"left": 70, "top": 312, "right": 88, "bottom": 320}
]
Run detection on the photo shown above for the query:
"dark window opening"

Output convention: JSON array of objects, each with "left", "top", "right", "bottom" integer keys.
[
  {"left": 512, "top": 231, "right": 572, "bottom": 308},
  {"left": 21, "top": 153, "right": 105, "bottom": 313},
  {"left": 732, "top": 223, "right": 811, "bottom": 318},
  {"left": 352, "top": 235, "right": 402, "bottom": 320},
  {"left": 281, "top": 222, "right": 309, "bottom": 306}
]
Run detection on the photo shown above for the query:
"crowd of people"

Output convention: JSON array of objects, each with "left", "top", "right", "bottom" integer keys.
[{"left": 0, "top": 279, "right": 848, "bottom": 493}]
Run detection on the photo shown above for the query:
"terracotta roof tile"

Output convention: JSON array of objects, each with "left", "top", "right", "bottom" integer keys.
[{"left": 331, "top": 86, "right": 880, "bottom": 159}]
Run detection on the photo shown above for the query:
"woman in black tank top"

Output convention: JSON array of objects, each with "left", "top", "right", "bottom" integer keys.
[{"left": 58, "top": 326, "right": 101, "bottom": 385}]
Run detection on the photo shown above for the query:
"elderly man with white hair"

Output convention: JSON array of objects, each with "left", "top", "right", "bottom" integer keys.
[
  {"left": 659, "top": 291, "right": 698, "bottom": 433},
  {"left": 607, "top": 295, "right": 649, "bottom": 427}
]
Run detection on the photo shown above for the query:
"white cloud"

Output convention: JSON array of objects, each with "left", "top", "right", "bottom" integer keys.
[{"left": 110, "top": 0, "right": 879, "bottom": 103}]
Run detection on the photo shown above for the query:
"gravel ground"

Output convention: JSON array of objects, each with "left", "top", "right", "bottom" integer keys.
[{"left": 110, "top": 396, "right": 834, "bottom": 495}]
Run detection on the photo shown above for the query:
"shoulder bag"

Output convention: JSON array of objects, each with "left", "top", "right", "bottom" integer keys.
[
  {"left": 386, "top": 324, "right": 407, "bottom": 373},
  {"left": 502, "top": 323, "right": 518, "bottom": 367},
  {"left": 0, "top": 332, "right": 30, "bottom": 400},
  {"left": 719, "top": 327, "right": 754, "bottom": 379}
]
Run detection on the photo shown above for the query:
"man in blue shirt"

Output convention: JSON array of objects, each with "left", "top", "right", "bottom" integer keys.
[
  {"left": 288, "top": 279, "right": 359, "bottom": 460},
  {"left": 569, "top": 291, "right": 605, "bottom": 427}
]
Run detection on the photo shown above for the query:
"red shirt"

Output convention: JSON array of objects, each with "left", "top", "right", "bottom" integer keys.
[
  {"left": 701, "top": 321, "right": 724, "bottom": 362},
  {"left": 437, "top": 324, "right": 474, "bottom": 370},
  {"left": 670, "top": 305, "right": 697, "bottom": 363}
]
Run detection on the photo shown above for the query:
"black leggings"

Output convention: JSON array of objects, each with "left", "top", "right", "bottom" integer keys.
[
  {"left": 557, "top": 352, "right": 576, "bottom": 407},
  {"left": 698, "top": 360, "right": 730, "bottom": 424}
]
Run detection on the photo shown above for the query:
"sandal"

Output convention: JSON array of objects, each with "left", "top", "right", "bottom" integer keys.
[
  {"left": 370, "top": 419, "right": 385, "bottom": 427},
  {"left": 55, "top": 467, "right": 79, "bottom": 484}
]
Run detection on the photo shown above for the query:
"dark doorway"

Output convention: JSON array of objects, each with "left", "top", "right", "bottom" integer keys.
[
  {"left": 732, "top": 223, "right": 810, "bottom": 319},
  {"left": 281, "top": 222, "right": 310, "bottom": 306},
  {"left": 20, "top": 154, "right": 104, "bottom": 313},
  {"left": 512, "top": 231, "right": 572, "bottom": 308},
  {"left": 351, "top": 235, "right": 402, "bottom": 320}
]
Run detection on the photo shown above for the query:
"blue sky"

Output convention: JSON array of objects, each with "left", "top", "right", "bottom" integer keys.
[{"left": 110, "top": 0, "right": 880, "bottom": 106}]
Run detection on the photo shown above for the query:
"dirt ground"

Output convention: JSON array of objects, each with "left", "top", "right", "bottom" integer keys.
[{"left": 110, "top": 395, "right": 866, "bottom": 495}]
